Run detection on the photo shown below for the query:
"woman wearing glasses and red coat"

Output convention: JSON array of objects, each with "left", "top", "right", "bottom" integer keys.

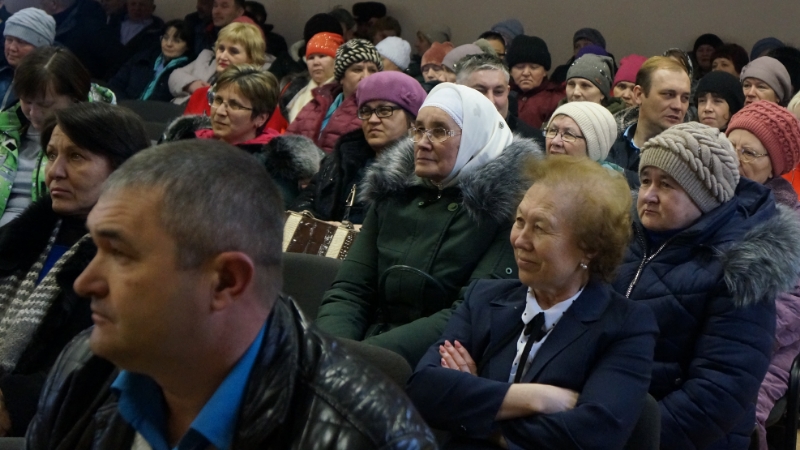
[
  {"left": 315, "top": 83, "right": 543, "bottom": 367},
  {"left": 162, "top": 65, "right": 323, "bottom": 207}
]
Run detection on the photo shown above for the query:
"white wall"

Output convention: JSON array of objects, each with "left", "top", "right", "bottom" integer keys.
[{"left": 158, "top": 0, "right": 800, "bottom": 68}]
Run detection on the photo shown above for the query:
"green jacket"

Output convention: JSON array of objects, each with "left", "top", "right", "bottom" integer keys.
[
  {"left": 0, "top": 84, "right": 116, "bottom": 218},
  {"left": 315, "top": 137, "right": 543, "bottom": 366}
]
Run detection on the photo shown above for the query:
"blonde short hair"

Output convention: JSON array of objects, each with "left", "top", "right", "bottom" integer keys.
[{"left": 216, "top": 22, "right": 266, "bottom": 67}]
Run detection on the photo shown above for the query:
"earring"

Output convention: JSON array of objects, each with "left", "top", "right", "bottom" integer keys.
[{"left": 580, "top": 262, "right": 588, "bottom": 270}]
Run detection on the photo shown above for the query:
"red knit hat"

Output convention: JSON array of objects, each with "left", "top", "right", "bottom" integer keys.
[
  {"left": 613, "top": 54, "right": 647, "bottom": 89},
  {"left": 306, "top": 32, "right": 344, "bottom": 59},
  {"left": 726, "top": 100, "right": 800, "bottom": 177},
  {"left": 421, "top": 41, "right": 453, "bottom": 67}
]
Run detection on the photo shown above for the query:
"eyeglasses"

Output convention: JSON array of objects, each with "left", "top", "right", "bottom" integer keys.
[
  {"left": 409, "top": 126, "right": 461, "bottom": 143},
  {"left": 738, "top": 147, "right": 769, "bottom": 163},
  {"left": 208, "top": 92, "right": 253, "bottom": 112},
  {"left": 544, "top": 127, "right": 585, "bottom": 143},
  {"left": 357, "top": 105, "right": 402, "bottom": 120}
]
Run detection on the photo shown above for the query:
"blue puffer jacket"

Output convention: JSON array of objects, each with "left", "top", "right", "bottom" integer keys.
[{"left": 612, "top": 178, "right": 800, "bottom": 450}]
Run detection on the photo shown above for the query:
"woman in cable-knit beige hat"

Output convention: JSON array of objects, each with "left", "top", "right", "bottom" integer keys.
[{"left": 611, "top": 121, "right": 800, "bottom": 449}]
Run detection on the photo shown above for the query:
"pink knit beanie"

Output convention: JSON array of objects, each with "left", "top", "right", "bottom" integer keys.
[
  {"left": 613, "top": 54, "right": 647, "bottom": 89},
  {"left": 726, "top": 100, "right": 800, "bottom": 177}
]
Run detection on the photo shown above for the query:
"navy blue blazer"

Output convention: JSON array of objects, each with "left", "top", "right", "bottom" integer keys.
[{"left": 406, "top": 278, "right": 658, "bottom": 450}]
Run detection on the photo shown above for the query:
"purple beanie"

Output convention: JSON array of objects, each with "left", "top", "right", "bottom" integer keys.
[
  {"left": 356, "top": 71, "right": 427, "bottom": 116},
  {"left": 577, "top": 44, "right": 609, "bottom": 58}
]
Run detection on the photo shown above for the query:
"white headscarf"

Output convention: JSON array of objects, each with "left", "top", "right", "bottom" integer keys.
[{"left": 419, "top": 83, "right": 513, "bottom": 187}]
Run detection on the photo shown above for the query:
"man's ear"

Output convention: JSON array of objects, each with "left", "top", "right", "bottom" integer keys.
[
  {"left": 633, "top": 85, "right": 645, "bottom": 106},
  {"left": 209, "top": 251, "right": 255, "bottom": 311}
]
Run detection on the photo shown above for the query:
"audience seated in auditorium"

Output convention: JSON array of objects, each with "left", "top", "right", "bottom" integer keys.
[
  {"left": 0, "top": 103, "right": 149, "bottom": 437},
  {"left": 25, "top": 139, "right": 437, "bottom": 450}
]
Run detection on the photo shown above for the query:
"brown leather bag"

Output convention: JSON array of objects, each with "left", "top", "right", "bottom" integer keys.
[{"left": 283, "top": 211, "right": 359, "bottom": 259}]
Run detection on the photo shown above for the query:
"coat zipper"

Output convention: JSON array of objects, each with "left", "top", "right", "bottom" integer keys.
[
  {"left": 342, "top": 184, "right": 356, "bottom": 221},
  {"left": 625, "top": 227, "right": 676, "bottom": 298}
]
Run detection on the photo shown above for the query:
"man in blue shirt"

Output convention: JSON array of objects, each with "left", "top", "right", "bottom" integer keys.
[
  {"left": 607, "top": 56, "right": 691, "bottom": 187},
  {"left": 26, "top": 139, "right": 436, "bottom": 450}
]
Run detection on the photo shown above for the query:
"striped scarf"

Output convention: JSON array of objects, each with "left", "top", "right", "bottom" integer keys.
[{"left": 0, "top": 221, "right": 88, "bottom": 374}]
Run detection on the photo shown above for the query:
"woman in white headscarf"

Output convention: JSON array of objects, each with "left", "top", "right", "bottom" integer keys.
[{"left": 316, "top": 83, "right": 543, "bottom": 366}]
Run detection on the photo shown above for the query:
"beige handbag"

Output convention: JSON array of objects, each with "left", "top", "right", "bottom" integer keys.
[{"left": 283, "top": 211, "right": 359, "bottom": 259}]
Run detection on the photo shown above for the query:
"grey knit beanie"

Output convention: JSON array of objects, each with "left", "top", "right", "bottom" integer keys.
[
  {"left": 547, "top": 102, "right": 617, "bottom": 162},
  {"left": 4, "top": 7, "right": 55, "bottom": 47},
  {"left": 639, "top": 122, "right": 739, "bottom": 213},
  {"left": 334, "top": 39, "right": 383, "bottom": 81},
  {"left": 566, "top": 54, "right": 615, "bottom": 99},
  {"left": 740, "top": 56, "right": 792, "bottom": 105}
]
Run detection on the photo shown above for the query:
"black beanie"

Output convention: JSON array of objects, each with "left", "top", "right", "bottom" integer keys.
[
  {"left": 352, "top": 2, "right": 386, "bottom": 23},
  {"left": 303, "top": 13, "right": 343, "bottom": 42},
  {"left": 693, "top": 33, "right": 723, "bottom": 53},
  {"left": 695, "top": 71, "right": 746, "bottom": 116},
  {"left": 506, "top": 35, "right": 551, "bottom": 71}
]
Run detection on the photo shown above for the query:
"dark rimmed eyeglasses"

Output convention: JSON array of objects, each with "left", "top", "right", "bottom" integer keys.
[{"left": 357, "top": 105, "right": 402, "bottom": 120}]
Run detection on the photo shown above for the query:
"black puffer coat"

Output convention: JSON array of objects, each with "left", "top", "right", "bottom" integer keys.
[
  {"left": 26, "top": 296, "right": 438, "bottom": 449},
  {"left": 290, "top": 129, "right": 375, "bottom": 224},
  {"left": 612, "top": 179, "right": 800, "bottom": 450}
]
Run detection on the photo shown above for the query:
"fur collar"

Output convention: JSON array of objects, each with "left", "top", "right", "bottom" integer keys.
[
  {"left": 358, "top": 136, "right": 543, "bottom": 224},
  {"left": 722, "top": 203, "right": 800, "bottom": 308},
  {"left": 162, "top": 116, "right": 324, "bottom": 181}
]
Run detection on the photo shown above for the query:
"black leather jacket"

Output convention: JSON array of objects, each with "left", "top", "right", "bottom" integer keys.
[{"left": 26, "top": 296, "right": 438, "bottom": 450}]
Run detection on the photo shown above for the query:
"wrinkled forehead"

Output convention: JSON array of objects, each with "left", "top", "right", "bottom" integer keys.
[{"left": 466, "top": 69, "right": 507, "bottom": 89}]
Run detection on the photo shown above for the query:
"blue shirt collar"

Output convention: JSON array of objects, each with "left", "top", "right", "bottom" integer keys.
[
  {"left": 112, "top": 322, "right": 267, "bottom": 450},
  {"left": 623, "top": 124, "right": 640, "bottom": 150}
]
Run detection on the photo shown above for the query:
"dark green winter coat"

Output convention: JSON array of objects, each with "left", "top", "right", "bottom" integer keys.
[{"left": 315, "top": 136, "right": 543, "bottom": 366}]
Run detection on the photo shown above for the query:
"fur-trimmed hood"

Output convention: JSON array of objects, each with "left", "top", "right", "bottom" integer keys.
[
  {"left": 722, "top": 202, "right": 800, "bottom": 308},
  {"left": 162, "top": 115, "right": 324, "bottom": 181},
  {"left": 358, "top": 135, "right": 543, "bottom": 224}
]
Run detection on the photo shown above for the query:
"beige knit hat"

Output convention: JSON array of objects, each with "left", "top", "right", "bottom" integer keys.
[
  {"left": 547, "top": 102, "right": 617, "bottom": 162},
  {"left": 639, "top": 122, "right": 739, "bottom": 213}
]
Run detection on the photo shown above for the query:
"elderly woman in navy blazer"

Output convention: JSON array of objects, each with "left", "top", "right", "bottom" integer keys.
[{"left": 406, "top": 156, "right": 659, "bottom": 450}]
